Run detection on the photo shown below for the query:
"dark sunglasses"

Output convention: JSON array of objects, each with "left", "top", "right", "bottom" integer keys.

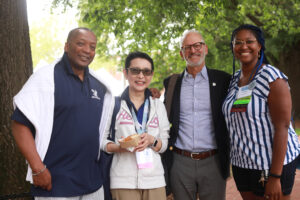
[{"left": 127, "top": 67, "right": 153, "bottom": 76}]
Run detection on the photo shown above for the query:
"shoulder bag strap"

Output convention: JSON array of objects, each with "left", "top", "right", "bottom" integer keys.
[{"left": 165, "top": 74, "right": 180, "bottom": 119}]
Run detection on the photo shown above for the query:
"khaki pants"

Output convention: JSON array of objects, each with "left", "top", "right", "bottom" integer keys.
[{"left": 111, "top": 187, "right": 166, "bottom": 200}]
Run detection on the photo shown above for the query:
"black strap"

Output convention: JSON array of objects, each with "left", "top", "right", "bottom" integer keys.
[
  {"left": 102, "top": 96, "right": 121, "bottom": 200},
  {"left": 108, "top": 96, "right": 121, "bottom": 141}
]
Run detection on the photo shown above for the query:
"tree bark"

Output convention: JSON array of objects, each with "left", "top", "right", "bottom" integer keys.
[{"left": 0, "top": 0, "right": 32, "bottom": 195}]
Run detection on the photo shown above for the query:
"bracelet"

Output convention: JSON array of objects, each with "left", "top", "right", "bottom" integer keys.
[
  {"left": 269, "top": 173, "right": 281, "bottom": 178},
  {"left": 32, "top": 165, "right": 47, "bottom": 176}
]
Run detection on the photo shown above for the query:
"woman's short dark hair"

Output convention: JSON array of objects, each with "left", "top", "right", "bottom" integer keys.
[{"left": 125, "top": 51, "right": 154, "bottom": 71}]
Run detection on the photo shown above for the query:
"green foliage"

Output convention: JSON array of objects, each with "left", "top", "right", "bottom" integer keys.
[
  {"left": 30, "top": 15, "right": 64, "bottom": 67},
  {"left": 89, "top": 54, "right": 119, "bottom": 72},
  {"left": 52, "top": 0, "right": 300, "bottom": 89},
  {"left": 29, "top": 10, "right": 118, "bottom": 72}
]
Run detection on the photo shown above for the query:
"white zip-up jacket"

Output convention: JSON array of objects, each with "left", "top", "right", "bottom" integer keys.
[
  {"left": 13, "top": 59, "right": 113, "bottom": 183},
  {"left": 102, "top": 97, "right": 170, "bottom": 189}
]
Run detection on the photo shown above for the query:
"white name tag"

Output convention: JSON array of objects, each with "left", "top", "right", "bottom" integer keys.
[
  {"left": 237, "top": 85, "right": 253, "bottom": 99},
  {"left": 135, "top": 148, "right": 153, "bottom": 169}
]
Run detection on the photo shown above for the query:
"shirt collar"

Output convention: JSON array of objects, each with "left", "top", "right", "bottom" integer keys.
[
  {"left": 121, "top": 87, "right": 151, "bottom": 113},
  {"left": 183, "top": 65, "right": 208, "bottom": 80}
]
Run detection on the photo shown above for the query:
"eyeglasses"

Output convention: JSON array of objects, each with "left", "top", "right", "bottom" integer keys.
[
  {"left": 232, "top": 39, "right": 257, "bottom": 47},
  {"left": 182, "top": 42, "right": 205, "bottom": 52},
  {"left": 127, "top": 67, "right": 153, "bottom": 76}
]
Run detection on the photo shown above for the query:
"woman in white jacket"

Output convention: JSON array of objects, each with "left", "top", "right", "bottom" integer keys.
[{"left": 102, "top": 51, "right": 170, "bottom": 200}]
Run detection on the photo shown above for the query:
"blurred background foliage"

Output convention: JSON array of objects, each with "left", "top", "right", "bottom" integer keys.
[{"left": 51, "top": 0, "right": 300, "bottom": 90}]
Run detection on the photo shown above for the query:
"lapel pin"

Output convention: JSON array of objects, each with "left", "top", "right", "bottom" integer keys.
[{"left": 212, "top": 82, "right": 216, "bottom": 86}]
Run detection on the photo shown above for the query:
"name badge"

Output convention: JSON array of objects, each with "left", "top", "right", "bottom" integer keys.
[
  {"left": 136, "top": 148, "right": 153, "bottom": 169},
  {"left": 231, "top": 84, "right": 253, "bottom": 113}
]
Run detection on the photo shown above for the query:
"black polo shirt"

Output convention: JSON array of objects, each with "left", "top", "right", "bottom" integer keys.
[{"left": 11, "top": 53, "right": 107, "bottom": 197}]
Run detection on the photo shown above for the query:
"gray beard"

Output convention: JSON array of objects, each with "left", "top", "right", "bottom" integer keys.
[{"left": 184, "top": 54, "right": 205, "bottom": 67}]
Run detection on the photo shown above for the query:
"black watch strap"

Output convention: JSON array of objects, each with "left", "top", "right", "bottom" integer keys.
[{"left": 152, "top": 138, "right": 158, "bottom": 147}]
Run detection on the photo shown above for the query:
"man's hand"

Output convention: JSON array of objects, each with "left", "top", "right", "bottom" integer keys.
[
  {"left": 149, "top": 88, "right": 161, "bottom": 99},
  {"left": 12, "top": 121, "right": 52, "bottom": 191},
  {"left": 32, "top": 167, "right": 52, "bottom": 191}
]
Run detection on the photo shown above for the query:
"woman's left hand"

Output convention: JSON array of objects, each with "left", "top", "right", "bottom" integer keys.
[
  {"left": 264, "top": 177, "right": 282, "bottom": 200},
  {"left": 134, "top": 133, "right": 154, "bottom": 152}
]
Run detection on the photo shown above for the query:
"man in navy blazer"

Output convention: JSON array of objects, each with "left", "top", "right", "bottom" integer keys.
[{"left": 162, "top": 30, "right": 231, "bottom": 200}]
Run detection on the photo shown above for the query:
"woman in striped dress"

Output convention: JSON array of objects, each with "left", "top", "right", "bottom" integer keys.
[{"left": 222, "top": 24, "right": 300, "bottom": 200}]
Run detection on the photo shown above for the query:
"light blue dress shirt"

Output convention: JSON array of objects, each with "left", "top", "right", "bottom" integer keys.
[{"left": 175, "top": 66, "right": 217, "bottom": 152}]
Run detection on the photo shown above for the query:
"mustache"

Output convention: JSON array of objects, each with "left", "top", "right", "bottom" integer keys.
[{"left": 188, "top": 53, "right": 201, "bottom": 58}]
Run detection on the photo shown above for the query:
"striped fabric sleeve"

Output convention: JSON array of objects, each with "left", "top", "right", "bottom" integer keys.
[
  {"left": 258, "top": 65, "right": 289, "bottom": 98},
  {"left": 265, "top": 65, "right": 288, "bottom": 83}
]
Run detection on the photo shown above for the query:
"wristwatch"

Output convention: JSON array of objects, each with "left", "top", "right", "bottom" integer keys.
[{"left": 152, "top": 138, "right": 158, "bottom": 147}]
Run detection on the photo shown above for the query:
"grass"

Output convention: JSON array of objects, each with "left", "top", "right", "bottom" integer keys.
[{"left": 296, "top": 129, "right": 300, "bottom": 136}]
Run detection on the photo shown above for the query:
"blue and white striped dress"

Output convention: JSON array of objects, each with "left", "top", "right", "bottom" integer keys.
[{"left": 222, "top": 64, "right": 300, "bottom": 170}]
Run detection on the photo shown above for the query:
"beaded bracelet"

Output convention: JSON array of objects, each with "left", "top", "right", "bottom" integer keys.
[
  {"left": 269, "top": 173, "right": 281, "bottom": 178},
  {"left": 32, "top": 165, "right": 47, "bottom": 176}
]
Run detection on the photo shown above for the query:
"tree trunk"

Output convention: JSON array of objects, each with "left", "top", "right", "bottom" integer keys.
[
  {"left": 278, "top": 40, "right": 300, "bottom": 121},
  {"left": 0, "top": 0, "right": 32, "bottom": 195}
]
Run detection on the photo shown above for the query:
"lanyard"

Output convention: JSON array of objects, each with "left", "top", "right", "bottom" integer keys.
[
  {"left": 131, "top": 98, "right": 149, "bottom": 134},
  {"left": 231, "top": 56, "right": 264, "bottom": 113},
  {"left": 246, "top": 53, "right": 264, "bottom": 83}
]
